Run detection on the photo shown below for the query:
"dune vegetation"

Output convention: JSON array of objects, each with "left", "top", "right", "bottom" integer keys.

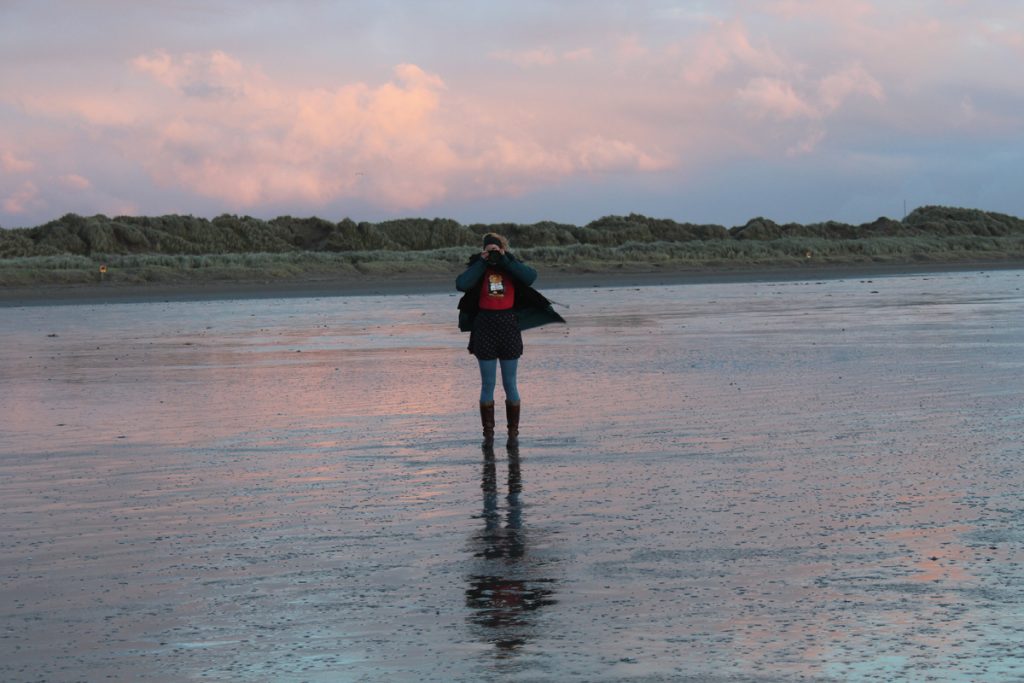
[{"left": 1, "top": 206, "right": 1023, "bottom": 286}]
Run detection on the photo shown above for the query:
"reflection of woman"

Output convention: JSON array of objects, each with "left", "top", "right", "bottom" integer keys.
[
  {"left": 465, "top": 445, "right": 556, "bottom": 656},
  {"left": 456, "top": 233, "right": 565, "bottom": 446}
]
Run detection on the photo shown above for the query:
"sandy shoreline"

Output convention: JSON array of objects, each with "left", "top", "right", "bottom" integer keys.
[
  {"left": 3, "top": 269, "right": 1023, "bottom": 680},
  {"left": 3, "top": 257, "right": 1024, "bottom": 306}
]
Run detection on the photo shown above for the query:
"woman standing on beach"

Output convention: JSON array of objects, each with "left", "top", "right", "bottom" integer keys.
[{"left": 456, "top": 233, "right": 564, "bottom": 447}]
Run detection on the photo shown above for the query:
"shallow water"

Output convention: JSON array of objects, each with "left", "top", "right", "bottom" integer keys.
[{"left": 2, "top": 269, "right": 1024, "bottom": 682}]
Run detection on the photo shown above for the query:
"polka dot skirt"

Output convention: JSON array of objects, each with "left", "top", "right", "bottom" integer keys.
[{"left": 468, "top": 310, "right": 523, "bottom": 360}]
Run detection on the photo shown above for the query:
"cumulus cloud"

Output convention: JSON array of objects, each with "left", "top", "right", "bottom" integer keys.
[
  {"left": 787, "top": 127, "right": 826, "bottom": 157},
  {"left": 60, "top": 174, "right": 92, "bottom": 190},
  {"left": 756, "top": 0, "right": 876, "bottom": 22},
  {"left": 19, "top": 91, "right": 142, "bottom": 127},
  {"left": 125, "top": 57, "right": 457, "bottom": 208},
  {"left": 666, "top": 16, "right": 888, "bottom": 155},
  {"left": 731, "top": 65, "right": 884, "bottom": 153},
  {"left": 109, "top": 51, "right": 666, "bottom": 211},
  {"left": 2, "top": 151, "right": 36, "bottom": 174},
  {"left": 681, "top": 20, "right": 788, "bottom": 86},
  {"left": 737, "top": 78, "right": 819, "bottom": 120},
  {"left": 3, "top": 181, "right": 41, "bottom": 214},
  {"left": 132, "top": 50, "right": 249, "bottom": 100},
  {"left": 564, "top": 48, "right": 595, "bottom": 63},
  {"left": 1, "top": 1, "right": 1021, "bottom": 226},
  {"left": 735, "top": 66, "right": 885, "bottom": 121},
  {"left": 490, "top": 47, "right": 594, "bottom": 67},
  {"left": 490, "top": 48, "right": 559, "bottom": 67},
  {"left": 818, "top": 65, "right": 885, "bottom": 112},
  {"left": 572, "top": 137, "right": 671, "bottom": 172}
]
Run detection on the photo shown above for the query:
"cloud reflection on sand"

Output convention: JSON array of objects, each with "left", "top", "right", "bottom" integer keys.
[{"left": 2, "top": 270, "right": 1024, "bottom": 680}]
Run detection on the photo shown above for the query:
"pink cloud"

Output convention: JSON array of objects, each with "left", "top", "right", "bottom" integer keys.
[
  {"left": 563, "top": 48, "right": 594, "bottom": 63},
  {"left": 20, "top": 91, "right": 143, "bottom": 126},
  {"left": 737, "top": 78, "right": 818, "bottom": 120},
  {"left": 490, "top": 48, "right": 559, "bottom": 67},
  {"left": 615, "top": 35, "right": 652, "bottom": 63},
  {"left": 3, "top": 1, "right": 1019, "bottom": 225},
  {"left": 732, "top": 65, "right": 883, "bottom": 153},
  {"left": 572, "top": 137, "right": 672, "bottom": 172},
  {"left": 60, "top": 174, "right": 92, "bottom": 190},
  {"left": 125, "top": 57, "right": 457, "bottom": 208},
  {"left": 113, "top": 52, "right": 670, "bottom": 211},
  {"left": 490, "top": 47, "right": 594, "bottom": 67},
  {"left": 787, "top": 127, "right": 826, "bottom": 157},
  {"left": 2, "top": 151, "right": 35, "bottom": 173},
  {"left": 132, "top": 50, "right": 249, "bottom": 98},
  {"left": 818, "top": 65, "right": 885, "bottom": 112},
  {"left": 757, "top": 0, "right": 876, "bottom": 22},
  {"left": 3, "top": 181, "right": 41, "bottom": 214},
  {"left": 979, "top": 20, "right": 1024, "bottom": 57},
  {"left": 681, "top": 20, "right": 788, "bottom": 86}
]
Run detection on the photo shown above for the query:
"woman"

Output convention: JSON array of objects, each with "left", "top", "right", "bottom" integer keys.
[{"left": 456, "top": 233, "right": 565, "bottom": 446}]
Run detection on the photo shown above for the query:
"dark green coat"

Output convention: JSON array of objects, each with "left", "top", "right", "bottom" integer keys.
[{"left": 456, "top": 253, "right": 566, "bottom": 332}]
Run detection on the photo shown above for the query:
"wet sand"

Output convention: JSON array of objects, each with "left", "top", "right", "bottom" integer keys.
[
  {"left": 4, "top": 258, "right": 1024, "bottom": 307},
  {"left": 2, "top": 268, "right": 1024, "bottom": 681}
]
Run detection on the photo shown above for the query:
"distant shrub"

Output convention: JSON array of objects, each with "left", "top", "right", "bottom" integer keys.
[
  {"left": 269, "top": 215, "right": 336, "bottom": 249},
  {"left": 478, "top": 221, "right": 580, "bottom": 248},
  {"left": 375, "top": 218, "right": 475, "bottom": 250},
  {"left": 904, "top": 206, "right": 1024, "bottom": 237},
  {"left": 2, "top": 206, "right": 1023, "bottom": 273},
  {"left": 0, "top": 229, "right": 35, "bottom": 257}
]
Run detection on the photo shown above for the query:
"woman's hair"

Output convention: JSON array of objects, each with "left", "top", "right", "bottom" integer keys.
[{"left": 481, "top": 232, "right": 509, "bottom": 251}]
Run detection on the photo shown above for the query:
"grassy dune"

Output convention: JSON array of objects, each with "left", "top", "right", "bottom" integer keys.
[{"left": 2, "top": 206, "right": 1023, "bottom": 286}]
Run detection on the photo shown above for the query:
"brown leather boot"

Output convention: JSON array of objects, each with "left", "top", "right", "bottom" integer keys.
[
  {"left": 480, "top": 401, "right": 495, "bottom": 446},
  {"left": 505, "top": 400, "right": 520, "bottom": 447}
]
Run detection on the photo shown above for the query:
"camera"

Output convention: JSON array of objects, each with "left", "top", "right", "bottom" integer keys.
[{"left": 486, "top": 250, "right": 502, "bottom": 264}]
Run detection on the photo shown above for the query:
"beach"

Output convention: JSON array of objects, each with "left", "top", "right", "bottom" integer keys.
[
  {"left": 4, "top": 258, "right": 1024, "bottom": 307},
  {"left": 2, "top": 265, "right": 1023, "bottom": 681}
]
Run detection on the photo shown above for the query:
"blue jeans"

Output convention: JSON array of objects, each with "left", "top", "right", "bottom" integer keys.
[{"left": 478, "top": 358, "right": 520, "bottom": 403}]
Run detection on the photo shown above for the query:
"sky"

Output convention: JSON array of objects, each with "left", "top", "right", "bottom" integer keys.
[{"left": 1, "top": 0, "right": 1022, "bottom": 229}]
